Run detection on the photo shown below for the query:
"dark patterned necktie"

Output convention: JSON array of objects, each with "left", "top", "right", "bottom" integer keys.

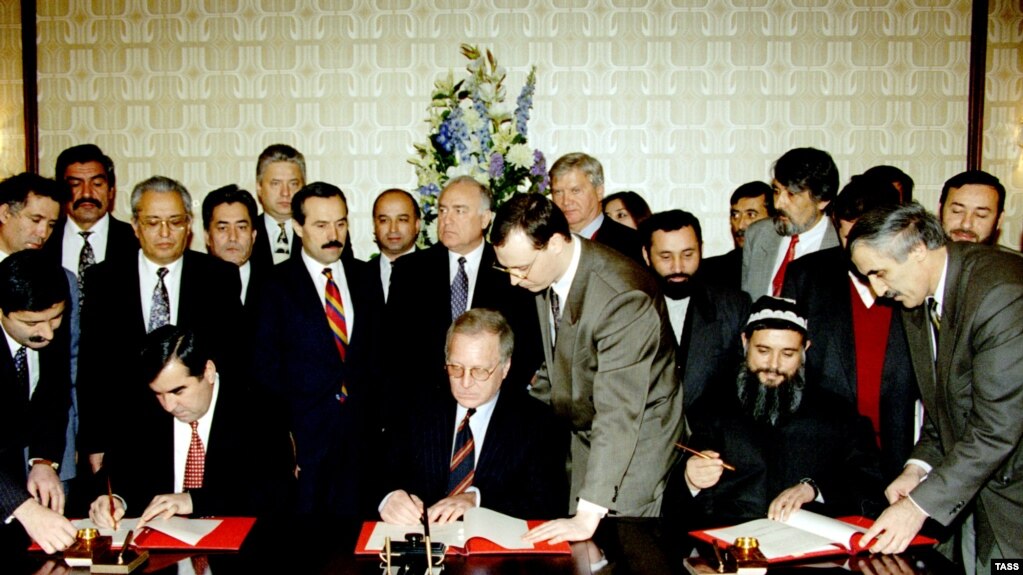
[
  {"left": 273, "top": 222, "right": 289, "bottom": 264},
  {"left": 149, "top": 267, "right": 170, "bottom": 332},
  {"left": 78, "top": 231, "right": 95, "bottom": 306},
  {"left": 447, "top": 408, "right": 476, "bottom": 496},
  {"left": 550, "top": 289, "right": 562, "bottom": 345},
  {"left": 14, "top": 346, "right": 28, "bottom": 399},
  {"left": 451, "top": 256, "right": 469, "bottom": 321},
  {"left": 927, "top": 297, "right": 941, "bottom": 354}
]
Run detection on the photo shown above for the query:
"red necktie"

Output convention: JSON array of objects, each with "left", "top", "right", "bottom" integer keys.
[
  {"left": 771, "top": 234, "right": 800, "bottom": 296},
  {"left": 323, "top": 268, "right": 350, "bottom": 403},
  {"left": 184, "top": 421, "right": 205, "bottom": 490}
]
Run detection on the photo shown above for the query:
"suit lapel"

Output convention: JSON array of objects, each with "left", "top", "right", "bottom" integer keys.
[
  {"left": 935, "top": 245, "right": 965, "bottom": 390},
  {"left": 835, "top": 275, "right": 857, "bottom": 398},
  {"left": 903, "top": 307, "right": 936, "bottom": 406}
]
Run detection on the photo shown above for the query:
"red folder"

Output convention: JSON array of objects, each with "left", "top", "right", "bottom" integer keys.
[
  {"left": 354, "top": 520, "right": 571, "bottom": 555},
  {"left": 28, "top": 517, "right": 256, "bottom": 552},
  {"left": 689, "top": 515, "right": 936, "bottom": 563}
]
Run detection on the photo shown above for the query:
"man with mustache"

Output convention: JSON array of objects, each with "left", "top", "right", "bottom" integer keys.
[
  {"left": 741, "top": 148, "right": 841, "bottom": 298},
  {"left": 252, "top": 182, "right": 383, "bottom": 520},
  {"left": 202, "top": 185, "right": 261, "bottom": 305},
  {"left": 701, "top": 181, "right": 773, "bottom": 290},
  {"left": 665, "top": 296, "right": 885, "bottom": 532},
  {"left": 638, "top": 210, "right": 750, "bottom": 409},
  {"left": 938, "top": 170, "right": 1005, "bottom": 246}
]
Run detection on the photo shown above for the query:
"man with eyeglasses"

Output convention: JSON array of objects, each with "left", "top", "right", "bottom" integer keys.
[
  {"left": 377, "top": 308, "right": 566, "bottom": 525},
  {"left": 491, "top": 194, "right": 682, "bottom": 570},
  {"left": 387, "top": 176, "right": 540, "bottom": 406},
  {"left": 76, "top": 176, "right": 242, "bottom": 474}
]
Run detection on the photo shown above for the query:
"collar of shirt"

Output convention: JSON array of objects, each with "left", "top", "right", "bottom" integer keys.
[
  {"left": 848, "top": 271, "right": 877, "bottom": 308},
  {"left": 262, "top": 213, "right": 292, "bottom": 245},
  {"left": 139, "top": 252, "right": 184, "bottom": 328},
  {"left": 578, "top": 213, "right": 604, "bottom": 241},
  {"left": 302, "top": 250, "right": 355, "bottom": 335},
  {"left": 454, "top": 390, "right": 500, "bottom": 465},
  {"left": 62, "top": 214, "right": 112, "bottom": 273},
  {"left": 379, "top": 247, "right": 415, "bottom": 302},
  {"left": 238, "top": 261, "right": 251, "bottom": 305},
  {"left": 173, "top": 373, "right": 221, "bottom": 494},
  {"left": 931, "top": 252, "right": 949, "bottom": 317},
  {"left": 550, "top": 237, "right": 583, "bottom": 335},
  {"left": 665, "top": 296, "right": 690, "bottom": 342},
  {"left": 793, "top": 214, "right": 830, "bottom": 258},
  {"left": 448, "top": 240, "right": 486, "bottom": 308},
  {"left": 2, "top": 326, "right": 39, "bottom": 398}
]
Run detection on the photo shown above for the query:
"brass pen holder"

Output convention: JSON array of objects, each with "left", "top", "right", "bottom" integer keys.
[
  {"left": 64, "top": 528, "right": 113, "bottom": 566},
  {"left": 729, "top": 537, "right": 768, "bottom": 568}
]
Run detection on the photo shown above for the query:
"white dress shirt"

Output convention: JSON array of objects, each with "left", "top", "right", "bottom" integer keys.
[
  {"left": 768, "top": 215, "right": 831, "bottom": 291},
  {"left": 61, "top": 214, "right": 112, "bottom": 275},
  {"left": 172, "top": 374, "right": 220, "bottom": 493},
  {"left": 138, "top": 253, "right": 184, "bottom": 330},
  {"left": 3, "top": 328, "right": 39, "bottom": 398},
  {"left": 301, "top": 251, "right": 355, "bottom": 336},
  {"left": 447, "top": 241, "right": 485, "bottom": 309}
]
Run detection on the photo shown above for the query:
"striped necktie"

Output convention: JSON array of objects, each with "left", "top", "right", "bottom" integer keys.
[
  {"left": 323, "top": 268, "right": 349, "bottom": 403},
  {"left": 447, "top": 408, "right": 476, "bottom": 496}
]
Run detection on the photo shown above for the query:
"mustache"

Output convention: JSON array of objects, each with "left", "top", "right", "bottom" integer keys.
[
  {"left": 663, "top": 272, "right": 692, "bottom": 282},
  {"left": 735, "top": 229, "right": 746, "bottom": 239},
  {"left": 950, "top": 228, "right": 979, "bottom": 241},
  {"left": 73, "top": 198, "right": 102, "bottom": 210},
  {"left": 321, "top": 240, "right": 344, "bottom": 250},
  {"left": 28, "top": 335, "right": 48, "bottom": 344}
]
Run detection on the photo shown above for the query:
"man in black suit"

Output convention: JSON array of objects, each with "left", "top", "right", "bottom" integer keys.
[
  {"left": 87, "top": 326, "right": 294, "bottom": 527},
  {"left": 701, "top": 181, "right": 772, "bottom": 290},
  {"left": 380, "top": 309, "right": 567, "bottom": 524},
  {"left": 782, "top": 176, "right": 916, "bottom": 483},
  {"left": 388, "top": 176, "right": 540, "bottom": 401},
  {"left": 251, "top": 144, "right": 305, "bottom": 268},
  {"left": 252, "top": 182, "right": 382, "bottom": 519},
  {"left": 77, "top": 176, "right": 242, "bottom": 472},
  {"left": 549, "top": 153, "right": 643, "bottom": 262},
  {"left": 0, "top": 251, "right": 77, "bottom": 553},
  {"left": 46, "top": 144, "right": 139, "bottom": 292},
  {"left": 639, "top": 210, "right": 750, "bottom": 409},
  {"left": 202, "top": 184, "right": 262, "bottom": 306},
  {"left": 370, "top": 188, "right": 420, "bottom": 302},
  {"left": 668, "top": 296, "right": 885, "bottom": 531}
]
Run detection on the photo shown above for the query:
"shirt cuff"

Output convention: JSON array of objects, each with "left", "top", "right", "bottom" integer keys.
[
  {"left": 576, "top": 498, "right": 608, "bottom": 518},
  {"left": 465, "top": 486, "right": 481, "bottom": 508},
  {"left": 905, "top": 459, "right": 932, "bottom": 477},
  {"left": 378, "top": 490, "right": 398, "bottom": 514}
]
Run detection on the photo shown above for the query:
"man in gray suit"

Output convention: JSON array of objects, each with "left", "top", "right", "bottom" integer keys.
[
  {"left": 491, "top": 194, "right": 682, "bottom": 552},
  {"left": 741, "top": 147, "right": 840, "bottom": 298},
  {"left": 851, "top": 203, "right": 1022, "bottom": 573}
]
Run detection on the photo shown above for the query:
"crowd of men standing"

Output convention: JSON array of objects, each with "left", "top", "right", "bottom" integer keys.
[{"left": 0, "top": 142, "right": 1019, "bottom": 575}]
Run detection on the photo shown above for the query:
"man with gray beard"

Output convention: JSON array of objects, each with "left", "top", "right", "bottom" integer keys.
[{"left": 663, "top": 296, "right": 886, "bottom": 533}]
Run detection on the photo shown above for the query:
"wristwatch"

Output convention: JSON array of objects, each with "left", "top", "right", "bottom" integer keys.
[{"left": 29, "top": 458, "right": 60, "bottom": 472}]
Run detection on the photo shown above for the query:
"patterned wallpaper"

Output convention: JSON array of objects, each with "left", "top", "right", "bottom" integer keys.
[
  {"left": 0, "top": 1, "right": 1018, "bottom": 254},
  {"left": 0, "top": 1, "right": 25, "bottom": 176}
]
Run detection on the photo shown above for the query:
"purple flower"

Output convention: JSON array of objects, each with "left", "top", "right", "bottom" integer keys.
[
  {"left": 514, "top": 69, "right": 536, "bottom": 137},
  {"left": 489, "top": 152, "right": 505, "bottom": 180}
]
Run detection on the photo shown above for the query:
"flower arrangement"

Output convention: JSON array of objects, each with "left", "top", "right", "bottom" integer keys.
[{"left": 409, "top": 44, "right": 548, "bottom": 244}]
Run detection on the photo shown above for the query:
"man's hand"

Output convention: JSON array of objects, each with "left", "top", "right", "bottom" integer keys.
[
  {"left": 27, "top": 463, "right": 65, "bottom": 514},
  {"left": 88, "top": 453, "right": 104, "bottom": 473},
  {"left": 12, "top": 498, "right": 76, "bottom": 554},
  {"left": 88, "top": 495, "right": 126, "bottom": 529},
  {"left": 428, "top": 492, "right": 476, "bottom": 524},
  {"left": 380, "top": 490, "right": 425, "bottom": 525},
  {"left": 862, "top": 497, "right": 927, "bottom": 555},
  {"left": 685, "top": 451, "right": 725, "bottom": 491},
  {"left": 767, "top": 482, "right": 815, "bottom": 521},
  {"left": 884, "top": 465, "right": 925, "bottom": 504},
  {"left": 137, "top": 493, "right": 193, "bottom": 529},
  {"left": 522, "top": 509, "right": 602, "bottom": 545}
]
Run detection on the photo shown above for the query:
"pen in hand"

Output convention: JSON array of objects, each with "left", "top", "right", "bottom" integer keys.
[
  {"left": 675, "top": 442, "right": 736, "bottom": 471},
  {"left": 107, "top": 475, "right": 118, "bottom": 531}
]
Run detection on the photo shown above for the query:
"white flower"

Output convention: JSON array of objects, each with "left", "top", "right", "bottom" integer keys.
[
  {"left": 463, "top": 106, "right": 483, "bottom": 133},
  {"left": 506, "top": 144, "right": 533, "bottom": 169}
]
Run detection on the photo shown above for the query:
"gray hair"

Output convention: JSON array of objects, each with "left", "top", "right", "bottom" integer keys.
[
  {"left": 130, "top": 176, "right": 193, "bottom": 219},
  {"left": 442, "top": 175, "right": 493, "bottom": 213},
  {"left": 847, "top": 202, "right": 947, "bottom": 262},
  {"left": 549, "top": 152, "right": 605, "bottom": 189},
  {"left": 445, "top": 308, "right": 514, "bottom": 363},
  {"left": 256, "top": 144, "right": 306, "bottom": 183}
]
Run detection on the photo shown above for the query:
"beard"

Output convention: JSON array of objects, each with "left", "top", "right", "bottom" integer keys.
[
  {"left": 658, "top": 273, "right": 693, "bottom": 300},
  {"left": 735, "top": 363, "right": 805, "bottom": 426},
  {"left": 773, "top": 211, "right": 816, "bottom": 236}
]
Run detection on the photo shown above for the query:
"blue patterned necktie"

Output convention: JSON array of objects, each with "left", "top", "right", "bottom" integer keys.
[
  {"left": 78, "top": 231, "right": 95, "bottom": 306},
  {"left": 451, "top": 256, "right": 468, "bottom": 321},
  {"left": 149, "top": 267, "right": 170, "bottom": 332},
  {"left": 13, "top": 346, "right": 28, "bottom": 399},
  {"left": 447, "top": 408, "right": 476, "bottom": 496}
]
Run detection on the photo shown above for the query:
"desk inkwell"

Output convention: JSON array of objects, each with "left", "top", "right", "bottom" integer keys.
[
  {"left": 379, "top": 514, "right": 446, "bottom": 574},
  {"left": 684, "top": 537, "right": 767, "bottom": 575},
  {"left": 65, "top": 527, "right": 149, "bottom": 573}
]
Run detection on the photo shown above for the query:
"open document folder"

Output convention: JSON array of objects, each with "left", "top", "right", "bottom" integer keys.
[
  {"left": 690, "top": 509, "right": 936, "bottom": 562},
  {"left": 30, "top": 517, "right": 256, "bottom": 551},
  {"left": 356, "top": 507, "right": 571, "bottom": 555}
]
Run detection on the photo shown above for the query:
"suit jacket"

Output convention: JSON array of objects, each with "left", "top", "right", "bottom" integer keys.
[
  {"left": 251, "top": 254, "right": 383, "bottom": 518},
  {"left": 676, "top": 281, "right": 750, "bottom": 409},
  {"left": 593, "top": 216, "right": 644, "bottom": 263},
  {"left": 700, "top": 247, "right": 742, "bottom": 291},
  {"left": 666, "top": 384, "right": 886, "bottom": 531},
  {"left": 387, "top": 243, "right": 542, "bottom": 401},
  {"left": 531, "top": 239, "right": 683, "bottom": 516},
  {"left": 98, "top": 380, "right": 295, "bottom": 518},
  {"left": 740, "top": 217, "right": 840, "bottom": 298},
  {"left": 782, "top": 247, "right": 917, "bottom": 482},
  {"left": 77, "top": 251, "right": 243, "bottom": 456},
  {"left": 903, "top": 243, "right": 1023, "bottom": 559},
  {"left": 384, "top": 390, "right": 569, "bottom": 520},
  {"left": 43, "top": 215, "right": 139, "bottom": 267}
]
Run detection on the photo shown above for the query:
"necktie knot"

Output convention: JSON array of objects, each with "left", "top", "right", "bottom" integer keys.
[
  {"left": 323, "top": 267, "right": 334, "bottom": 281},
  {"left": 79, "top": 231, "right": 93, "bottom": 241},
  {"left": 157, "top": 267, "right": 169, "bottom": 280},
  {"left": 190, "top": 420, "right": 199, "bottom": 432}
]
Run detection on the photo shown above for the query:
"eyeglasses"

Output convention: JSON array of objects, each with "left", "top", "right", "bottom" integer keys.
[
  {"left": 445, "top": 363, "right": 502, "bottom": 382},
  {"left": 139, "top": 215, "right": 190, "bottom": 232},
  {"left": 492, "top": 248, "right": 543, "bottom": 280}
]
